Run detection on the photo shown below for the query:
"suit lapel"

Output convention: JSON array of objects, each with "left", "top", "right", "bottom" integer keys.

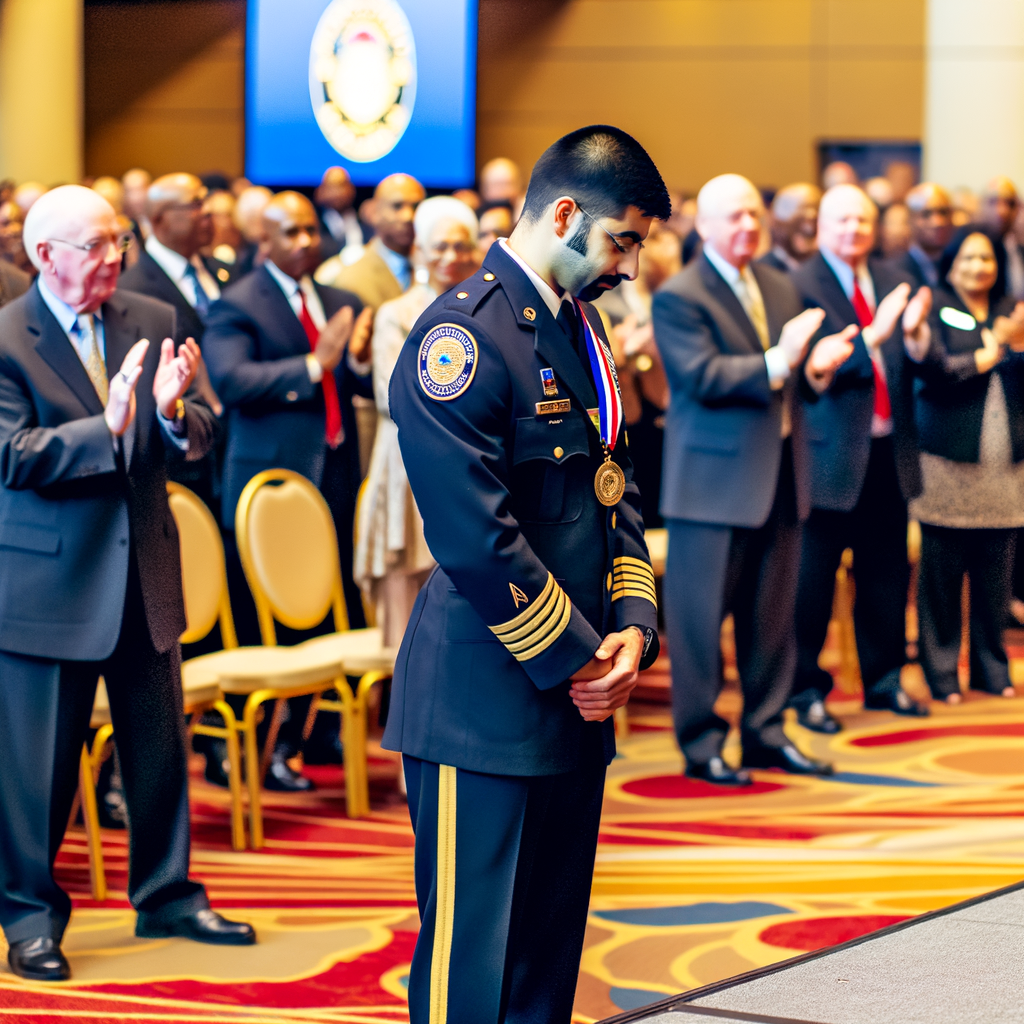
[
  {"left": 698, "top": 254, "right": 763, "bottom": 353},
  {"left": 140, "top": 251, "right": 203, "bottom": 339},
  {"left": 28, "top": 285, "right": 105, "bottom": 416},
  {"left": 484, "top": 245, "right": 598, "bottom": 412},
  {"left": 257, "top": 267, "right": 311, "bottom": 354},
  {"left": 814, "top": 253, "right": 859, "bottom": 325}
]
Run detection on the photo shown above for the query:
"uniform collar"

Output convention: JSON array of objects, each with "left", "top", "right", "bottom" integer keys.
[{"left": 497, "top": 238, "right": 570, "bottom": 320}]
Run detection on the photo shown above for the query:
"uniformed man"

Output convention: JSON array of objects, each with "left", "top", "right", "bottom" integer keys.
[{"left": 383, "top": 126, "right": 669, "bottom": 1023}]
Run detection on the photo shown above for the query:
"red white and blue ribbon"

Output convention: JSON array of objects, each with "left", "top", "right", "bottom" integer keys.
[{"left": 575, "top": 299, "right": 623, "bottom": 451}]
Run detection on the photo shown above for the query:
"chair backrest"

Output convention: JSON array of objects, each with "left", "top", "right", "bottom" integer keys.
[
  {"left": 234, "top": 469, "right": 348, "bottom": 645},
  {"left": 167, "top": 482, "right": 238, "bottom": 649}
]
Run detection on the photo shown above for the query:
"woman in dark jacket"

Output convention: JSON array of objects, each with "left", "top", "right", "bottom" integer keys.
[{"left": 911, "top": 226, "right": 1024, "bottom": 703}]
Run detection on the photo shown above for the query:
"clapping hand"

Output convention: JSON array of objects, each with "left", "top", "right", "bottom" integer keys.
[
  {"left": 995, "top": 301, "right": 1024, "bottom": 353},
  {"left": 805, "top": 324, "right": 859, "bottom": 391},
  {"left": 105, "top": 339, "right": 149, "bottom": 436},
  {"left": 154, "top": 336, "right": 200, "bottom": 419},
  {"left": 902, "top": 286, "right": 932, "bottom": 362},
  {"left": 777, "top": 308, "right": 826, "bottom": 368},
  {"left": 862, "top": 282, "right": 911, "bottom": 349}
]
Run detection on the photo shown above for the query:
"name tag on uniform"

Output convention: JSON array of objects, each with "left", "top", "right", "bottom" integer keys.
[{"left": 536, "top": 399, "right": 571, "bottom": 415}]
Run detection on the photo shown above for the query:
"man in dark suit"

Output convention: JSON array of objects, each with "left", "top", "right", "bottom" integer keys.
[
  {"left": 119, "top": 173, "right": 232, "bottom": 512},
  {"left": 315, "top": 166, "right": 371, "bottom": 262},
  {"left": 759, "top": 183, "right": 821, "bottom": 274},
  {"left": 204, "top": 191, "right": 373, "bottom": 788},
  {"left": 0, "top": 185, "right": 254, "bottom": 983},
  {"left": 891, "top": 183, "right": 954, "bottom": 290},
  {"left": 789, "top": 184, "right": 933, "bottom": 733},
  {"left": 653, "top": 174, "right": 856, "bottom": 785}
]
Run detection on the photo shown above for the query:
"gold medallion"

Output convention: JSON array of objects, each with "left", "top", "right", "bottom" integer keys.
[{"left": 594, "top": 458, "right": 626, "bottom": 507}]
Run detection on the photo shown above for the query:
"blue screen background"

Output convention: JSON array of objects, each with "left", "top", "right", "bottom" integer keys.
[{"left": 246, "top": 0, "right": 477, "bottom": 186}]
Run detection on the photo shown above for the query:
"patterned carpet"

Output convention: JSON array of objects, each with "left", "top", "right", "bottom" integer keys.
[{"left": 2, "top": 659, "right": 1024, "bottom": 1022}]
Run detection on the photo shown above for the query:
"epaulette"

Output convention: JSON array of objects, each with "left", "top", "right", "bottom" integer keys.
[{"left": 441, "top": 266, "right": 503, "bottom": 316}]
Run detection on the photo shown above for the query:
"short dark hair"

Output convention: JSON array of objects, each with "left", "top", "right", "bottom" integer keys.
[
  {"left": 477, "top": 199, "right": 514, "bottom": 216},
  {"left": 520, "top": 125, "right": 671, "bottom": 224}
]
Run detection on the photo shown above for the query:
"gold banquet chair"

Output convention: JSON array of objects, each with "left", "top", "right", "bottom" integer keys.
[{"left": 233, "top": 469, "right": 395, "bottom": 830}]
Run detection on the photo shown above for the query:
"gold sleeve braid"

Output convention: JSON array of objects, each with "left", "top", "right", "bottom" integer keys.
[
  {"left": 489, "top": 573, "right": 573, "bottom": 662},
  {"left": 610, "top": 555, "right": 657, "bottom": 608}
]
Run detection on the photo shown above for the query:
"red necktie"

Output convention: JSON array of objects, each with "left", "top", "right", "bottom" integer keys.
[
  {"left": 298, "top": 290, "right": 344, "bottom": 448},
  {"left": 851, "top": 279, "right": 891, "bottom": 421}
]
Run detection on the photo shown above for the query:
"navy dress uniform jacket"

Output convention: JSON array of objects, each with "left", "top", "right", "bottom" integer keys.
[
  {"left": 791, "top": 252, "right": 923, "bottom": 510},
  {"left": 653, "top": 253, "right": 814, "bottom": 529},
  {"left": 383, "top": 243, "right": 660, "bottom": 778},
  {"left": 202, "top": 265, "right": 372, "bottom": 527},
  {"left": 0, "top": 284, "right": 216, "bottom": 661}
]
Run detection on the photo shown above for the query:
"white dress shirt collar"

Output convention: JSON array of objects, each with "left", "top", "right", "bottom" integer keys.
[
  {"left": 702, "top": 242, "right": 743, "bottom": 285},
  {"left": 146, "top": 234, "right": 220, "bottom": 307},
  {"left": 146, "top": 234, "right": 190, "bottom": 283},
  {"left": 819, "top": 244, "right": 875, "bottom": 310},
  {"left": 264, "top": 260, "right": 326, "bottom": 330},
  {"left": 37, "top": 276, "right": 91, "bottom": 336},
  {"left": 498, "top": 238, "right": 571, "bottom": 320}
]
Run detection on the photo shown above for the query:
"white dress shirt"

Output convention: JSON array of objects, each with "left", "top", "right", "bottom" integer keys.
[
  {"left": 145, "top": 235, "right": 220, "bottom": 308},
  {"left": 819, "top": 244, "right": 892, "bottom": 437},
  {"left": 37, "top": 276, "right": 187, "bottom": 449},
  {"left": 499, "top": 238, "right": 574, "bottom": 320}
]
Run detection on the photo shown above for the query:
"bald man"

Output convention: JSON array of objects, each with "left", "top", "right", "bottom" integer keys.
[
  {"left": 893, "top": 183, "right": 954, "bottom": 289},
  {"left": 316, "top": 173, "right": 425, "bottom": 311},
  {"left": 981, "top": 176, "right": 1024, "bottom": 302},
  {"left": 119, "top": 172, "right": 234, "bottom": 511},
  {"left": 759, "top": 183, "right": 822, "bottom": 273},
  {"left": 789, "top": 184, "right": 932, "bottom": 731},
  {"left": 0, "top": 186, "right": 251, "bottom": 981},
  {"left": 314, "top": 166, "right": 369, "bottom": 262},
  {"left": 653, "top": 174, "right": 855, "bottom": 784},
  {"left": 479, "top": 155, "right": 524, "bottom": 207}
]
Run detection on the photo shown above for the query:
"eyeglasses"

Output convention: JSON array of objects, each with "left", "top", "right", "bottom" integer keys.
[
  {"left": 48, "top": 234, "right": 133, "bottom": 256},
  {"left": 575, "top": 203, "right": 644, "bottom": 256}
]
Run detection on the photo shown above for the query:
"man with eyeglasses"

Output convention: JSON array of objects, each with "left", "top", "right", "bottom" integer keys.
[
  {"left": 0, "top": 185, "right": 255, "bottom": 983},
  {"left": 383, "top": 126, "right": 664, "bottom": 1024},
  {"left": 894, "top": 183, "right": 955, "bottom": 290}
]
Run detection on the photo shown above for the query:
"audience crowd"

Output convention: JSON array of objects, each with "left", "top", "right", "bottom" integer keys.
[{"left": 2, "top": 154, "right": 1024, "bottom": 962}]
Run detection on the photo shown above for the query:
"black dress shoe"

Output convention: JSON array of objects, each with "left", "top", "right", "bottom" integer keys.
[
  {"left": 302, "top": 729, "right": 344, "bottom": 765},
  {"left": 136, "top": 908, "right": 256, "bottom": 945},
  {"left": 8, "top": 937, "right": 71, "bottom": 981},
  {"left": 864, "top": 686, "right": 929, "bottom": 717},
  {"left": 263, "top": 748, "right": 314, "bottom": 792},
  {"left": 744, "top": 743, "right": 834, "bottom": 776},
  {"left": 203, "top": 739, "right": 231, "bottom": 788},
  {"left": 684, "top": 756, "right": 752, "bottom": 787},
  {"left": 794, "top": 699, "right": 842, "bottom": 734}
]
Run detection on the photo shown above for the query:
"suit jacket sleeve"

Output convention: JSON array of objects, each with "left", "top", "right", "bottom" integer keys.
[
  {"left": 0, "top": 357, "right": 117, "bottom": 490},
  {"left": 391, "top": 313, "right": 603, "bottom": 690},
  {"left": 203, "top": 299, "right": 319, "bottom": 409},
  {"left": 653, "top": 290, "right": 773, "bottom": 407}
]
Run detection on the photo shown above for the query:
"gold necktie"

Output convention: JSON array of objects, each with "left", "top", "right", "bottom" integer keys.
[
  {"left": 737, "top": 268, "right": 771, "bottom": 350},
  {"left": 77, "top": 313, "right": 108, "bottom": 405}
]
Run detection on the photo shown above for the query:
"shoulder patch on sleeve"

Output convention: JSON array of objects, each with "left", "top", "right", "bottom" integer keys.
[{"left": 417, "top": 322, "right": 479, "bottom": 401}]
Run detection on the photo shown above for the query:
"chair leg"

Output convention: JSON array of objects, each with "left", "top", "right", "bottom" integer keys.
[
  {"left": 258, "top": 698, "right": 287, "bottom": 786},
  {"left": 79, "top": 744, "right": 107, "bottom": 902},
  {"left": 243, "top": 695, "right": 267, "bottom": 849},
  {"left": 352, "top": 672, "right": 391, "bottom": 818},
  {"left": 213, "top": 700, "right": 246, "bottom": 851}
]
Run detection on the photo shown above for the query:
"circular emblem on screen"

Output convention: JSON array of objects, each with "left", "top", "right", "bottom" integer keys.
[
  {"left": 418, "top": 323, "right": 478, "bottom": 401},
  {"left": 309, "top": 0, "right": 417, "bottom": 163}
]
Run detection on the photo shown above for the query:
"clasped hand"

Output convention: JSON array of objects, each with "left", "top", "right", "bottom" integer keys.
[
  {"left": 568, "top": 627, "right": 645, "bottom": 722},
  {"left": 315, "top": 305, "right": 375, "bottom": 372},
  {"left": 104, "top": 336, "right": 201, "bottom": 437}
]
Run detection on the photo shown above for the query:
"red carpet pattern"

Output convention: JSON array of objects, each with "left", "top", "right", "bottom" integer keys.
[{"left": 2, "top": 676, "right": 1024, "bottom": 1022}]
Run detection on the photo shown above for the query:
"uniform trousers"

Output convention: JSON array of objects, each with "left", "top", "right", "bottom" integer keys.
[
  {"left": 663, "top": 441, "right": 800, "bottom": 763},
  {"left": 404, "top": 754, "right": 606, "bottom": 1024},
  {"left": 0, "top": 557, "right": 208, "bottom": 944},
  {"left": 791, "top": 437, "right": 909, "bottom": 707},
  {"left": 917, "top": 524, "right": 1015, "bottom": 698}
]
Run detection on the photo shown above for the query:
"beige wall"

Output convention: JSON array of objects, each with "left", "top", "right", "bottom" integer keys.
[
  {"left": 478, "top": 0, "right": 925, "bottom": 192},
  {"left": 0, "top": 0, "right": 83, "bottom": 185},
  {"left": 81, "top": 0, "right": 925, "bottom": 190},
  {"left": 85, "top": 0, "right": 244, "bottom": 179}
]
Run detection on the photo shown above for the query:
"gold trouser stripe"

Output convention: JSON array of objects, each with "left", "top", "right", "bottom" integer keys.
[
  {"left": 611, "top": 584, "right": 658, "bottom": 606},
  {"left": 430, "top": 764, "right": 457, "bottom": 1024},
  {"left": 491, "top": 573, "right": 556, "bottom": 637},
  {"left": 512, "top": 587, "right": 573, "bottom": 661}
]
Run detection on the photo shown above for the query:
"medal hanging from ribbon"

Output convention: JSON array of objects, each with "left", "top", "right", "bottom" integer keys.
[{"left": 575, "top": 299, "right": 627, "bottom": 507}]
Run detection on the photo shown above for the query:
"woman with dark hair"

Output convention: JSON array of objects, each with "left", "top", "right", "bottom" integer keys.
[{"left": 911, "top": 226, "right": 1024, "bottom": 703}]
